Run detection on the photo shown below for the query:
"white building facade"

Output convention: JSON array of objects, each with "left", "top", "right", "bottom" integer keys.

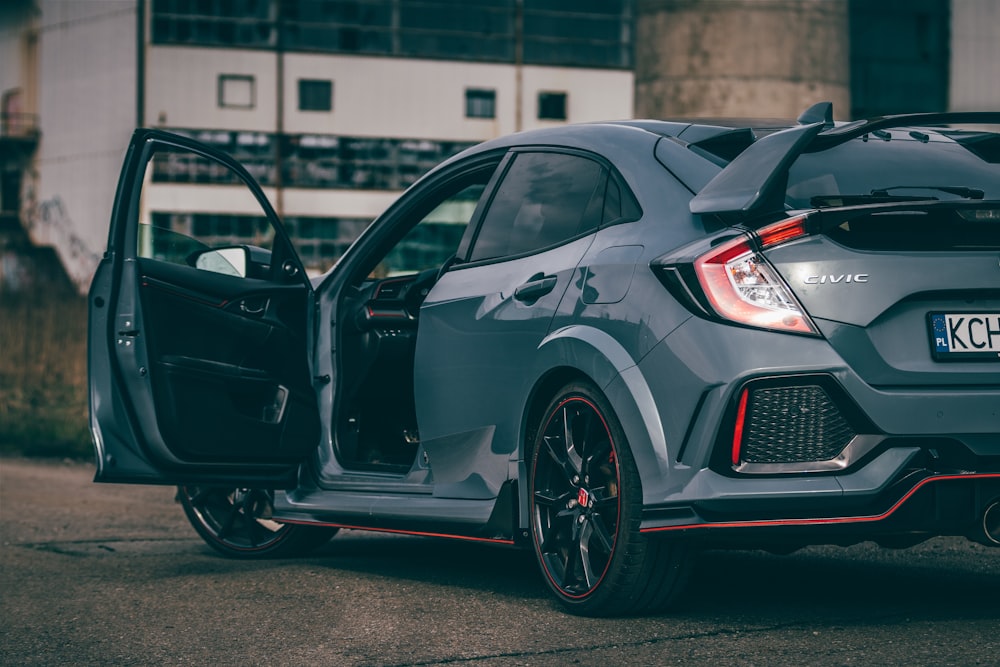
[{"left": 3, "top": 0, "right": 634, "bottom": 290}]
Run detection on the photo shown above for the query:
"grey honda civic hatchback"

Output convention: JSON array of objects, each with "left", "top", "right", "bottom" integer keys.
[{"left": 89, "top": 102, "right": 1000, "bottom": 615}]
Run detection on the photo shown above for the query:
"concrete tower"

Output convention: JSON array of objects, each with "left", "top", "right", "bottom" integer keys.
[{"left": 635, "top": 0, "right": 851, "bottom": 120}]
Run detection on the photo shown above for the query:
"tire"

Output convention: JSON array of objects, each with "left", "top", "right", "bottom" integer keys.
[
  {"left": 529, "top": 381, "right": 691, "bottom": 616},
  {"left": 178, "top": 486, "right": 337, "bottom": 559}
]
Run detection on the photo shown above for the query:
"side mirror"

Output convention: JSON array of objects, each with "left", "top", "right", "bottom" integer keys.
[{"left": 189, "top": 247, "right": 249, "bottom": 278}]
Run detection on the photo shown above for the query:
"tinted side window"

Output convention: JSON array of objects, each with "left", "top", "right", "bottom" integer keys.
[
  {"left": 470, "top": 152, "right": 605, "bottom": 262},
  {"left": 603, "top": 178, "right": 621, "bottom": 223}
]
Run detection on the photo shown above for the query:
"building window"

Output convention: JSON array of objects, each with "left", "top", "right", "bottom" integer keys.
[
  {"left": 299, "top": 79, "right": 333, "bottom": 112},
  {"left": 218, "top": 75, "right": 255, "bottom": 109},
  {"left": 281, "top": 0, "right": 393, "bottom": 54},
  {"left": 398, "top": 2, "right": 514, "bottom": 61},
  {"left": 401, "top": 1, "right": 633, "bottom": 67},
  {"left": 523, "top": 1, "right": 634, "bottom": 69},
  {"left": 152, "top": 128, "right": 477, "bottom": 192},
  {"left": 151, "top": 1, "right": 633, "bottom": 69},
  {"left": 152, "top": 0, "right": 276, "bottom": 48},
  {"left": 465, "top": 89, "right": 496, "bottom": 119},
  {"left": 537, "top": 91, "right": 567, "bottom": 121}
]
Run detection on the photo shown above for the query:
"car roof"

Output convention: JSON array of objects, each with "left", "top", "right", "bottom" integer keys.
[{"left": 433, "top": 103, "right": 1000, "bottom": 227}]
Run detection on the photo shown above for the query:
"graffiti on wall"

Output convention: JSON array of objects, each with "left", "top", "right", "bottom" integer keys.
[{"left": 20, "top": 167, "right": 102, "bottom": 292}]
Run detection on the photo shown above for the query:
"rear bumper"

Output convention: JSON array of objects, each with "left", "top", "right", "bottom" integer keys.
[
  {"left": 629, "top": 313, "right": 1000, "bottom": 545},
  {"left": 640, "top": 446, "right": 1000, "bottom": 546}
]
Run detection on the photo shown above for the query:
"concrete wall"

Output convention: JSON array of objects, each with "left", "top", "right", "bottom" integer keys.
[
  {"left": 28, "top": 0, "right": 137, "bottom": 291},
  {"left": 950, "top": 0, "right": 1000, "bottom": 111},
  {"left": 144, "top": 47, "right": 633, "bottom": 222},
  {"left": 634, "top": 0, "right": 850, "bottom": 121},
  {"left": 146, "top": 47, "right": 278, "bottom": 131},
  {"left": 146, "top": 47, "right": 634, "bottom": 141}
]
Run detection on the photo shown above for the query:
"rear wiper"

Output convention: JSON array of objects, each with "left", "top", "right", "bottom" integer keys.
[
  {"left": 810, "top": 194, "right": 935, "bottom": 208},
  {"left": 809, "top": 185, "right": 989, "bottom": 208},
  {"left": 871, "top": 185, "right": 985, "bottom": 199}
]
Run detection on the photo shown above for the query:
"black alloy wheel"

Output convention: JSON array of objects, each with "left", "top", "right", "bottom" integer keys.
[
  {"left": 530, "top": 381, "right": 691, "bottom": 616},
  {"left": 178, "top": 486, "right": 337, "bottom": 559}
]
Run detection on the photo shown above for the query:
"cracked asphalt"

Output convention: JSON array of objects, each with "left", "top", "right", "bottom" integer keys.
[{"left": 2, "top": 457, "right": 998, "bottom": 666}]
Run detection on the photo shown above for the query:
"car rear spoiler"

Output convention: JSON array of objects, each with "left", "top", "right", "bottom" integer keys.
[{"left": 689, "top": 103, "right": 1000, "bottom": 224}]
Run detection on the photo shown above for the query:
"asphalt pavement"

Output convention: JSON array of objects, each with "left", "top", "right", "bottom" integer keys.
[{"left": 2, "top": 456, "right": 998, "bottom": 666}]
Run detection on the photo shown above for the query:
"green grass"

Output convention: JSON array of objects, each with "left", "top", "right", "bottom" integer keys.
[{"left": 0, "top": 293, "right": 92, "bottom": 459}]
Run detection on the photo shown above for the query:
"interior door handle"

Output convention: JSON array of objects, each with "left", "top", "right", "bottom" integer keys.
[
  {"left": 239, "top": 297, "right": 269, "bottom": 316},
  {"left": 513, "top": 274, "right": 558, "bottom": 302}
]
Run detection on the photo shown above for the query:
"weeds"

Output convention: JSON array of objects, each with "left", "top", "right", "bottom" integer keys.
[{"left": 0, "top": 292, "right": 91, "bottom": 458}]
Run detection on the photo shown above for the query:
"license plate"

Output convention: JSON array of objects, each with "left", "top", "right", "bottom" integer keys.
[{"left": 929, "top": 313, "right": 1000, "bottom": 361}]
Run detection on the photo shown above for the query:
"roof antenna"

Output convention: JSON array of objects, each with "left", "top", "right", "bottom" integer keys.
[{"left": 797, "top": 101, "right": 834, "bottom": 128}]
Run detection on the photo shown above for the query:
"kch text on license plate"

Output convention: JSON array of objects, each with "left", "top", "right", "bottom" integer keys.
[{"left": 929, "top": 313, "right": 1000, "bottom": 361}]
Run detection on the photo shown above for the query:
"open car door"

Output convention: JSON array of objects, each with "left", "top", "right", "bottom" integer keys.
[{"left": 89, "top": 130, "right": 320, "bottom": 487}]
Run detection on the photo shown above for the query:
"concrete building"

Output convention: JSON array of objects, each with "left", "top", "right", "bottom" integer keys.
[
  {"left": 634, "top": 0, "right": 851, "bottom": 120},
  {"left": 1, "top": 0, "right": 997, "bottom": 293},
  {"left": 2, "top": 0, "right": 137, "bottom": 291},
  {"left": 950, "top": 0, "right": 1000, "bottom": 112},
  {"left": 1, "top": 0, "right": 634, "bottom": 291}
]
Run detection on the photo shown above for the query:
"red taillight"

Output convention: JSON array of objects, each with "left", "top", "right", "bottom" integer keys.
[
  {"left": 692, "top": 215, "right": 817, "bottom": 335},
  {"left": 732, "top": 387, "right": 749, "bottom": 466},
  {"left": 758, "top": 215, "right": 808, "bottom": 248}
]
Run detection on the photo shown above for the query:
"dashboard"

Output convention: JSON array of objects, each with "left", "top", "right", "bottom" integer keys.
[{"left": 354, "top": 268, "right": 439, "bottom": 331}]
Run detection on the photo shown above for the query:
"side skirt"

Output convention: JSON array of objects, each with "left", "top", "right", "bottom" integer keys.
[{"left": 273, "top": 479, "right": 519, "bottom": 544}]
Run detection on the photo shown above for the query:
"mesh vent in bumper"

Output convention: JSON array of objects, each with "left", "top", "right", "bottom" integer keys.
[{"left": 741, "top": 385, "right": 856, "bottom": 464}]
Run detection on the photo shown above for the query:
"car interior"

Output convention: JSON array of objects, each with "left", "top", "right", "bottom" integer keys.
[{"left": 332, "top": 176, "right": 493, "bottom": 472}]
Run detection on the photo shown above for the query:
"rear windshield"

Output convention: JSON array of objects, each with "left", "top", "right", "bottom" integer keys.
[{"left": 786, "top": 130, "right": 1000, "bottom": 209}]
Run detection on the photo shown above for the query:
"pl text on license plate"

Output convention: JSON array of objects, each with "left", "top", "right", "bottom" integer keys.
[{"left": 930, "top": 313, "right": 1000, "bottom": 361}]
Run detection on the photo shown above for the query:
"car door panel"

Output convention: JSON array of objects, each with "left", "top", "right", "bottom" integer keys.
[
  {"left": 415, "top": 237, "right": 594, "bottom": 502},
  {"left": 136, "top": 260, "right": 317, "bottom": 462},
  {"left": 412, "top": 150, "right": 610, "bottom": 498},
  {"left": 91, "top": 129, "right": 319, "bottom": 485}
]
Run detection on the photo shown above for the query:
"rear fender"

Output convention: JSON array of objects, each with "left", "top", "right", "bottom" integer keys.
[{"left": 523, "top": 326, "right": 671, "bottom": 513}]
